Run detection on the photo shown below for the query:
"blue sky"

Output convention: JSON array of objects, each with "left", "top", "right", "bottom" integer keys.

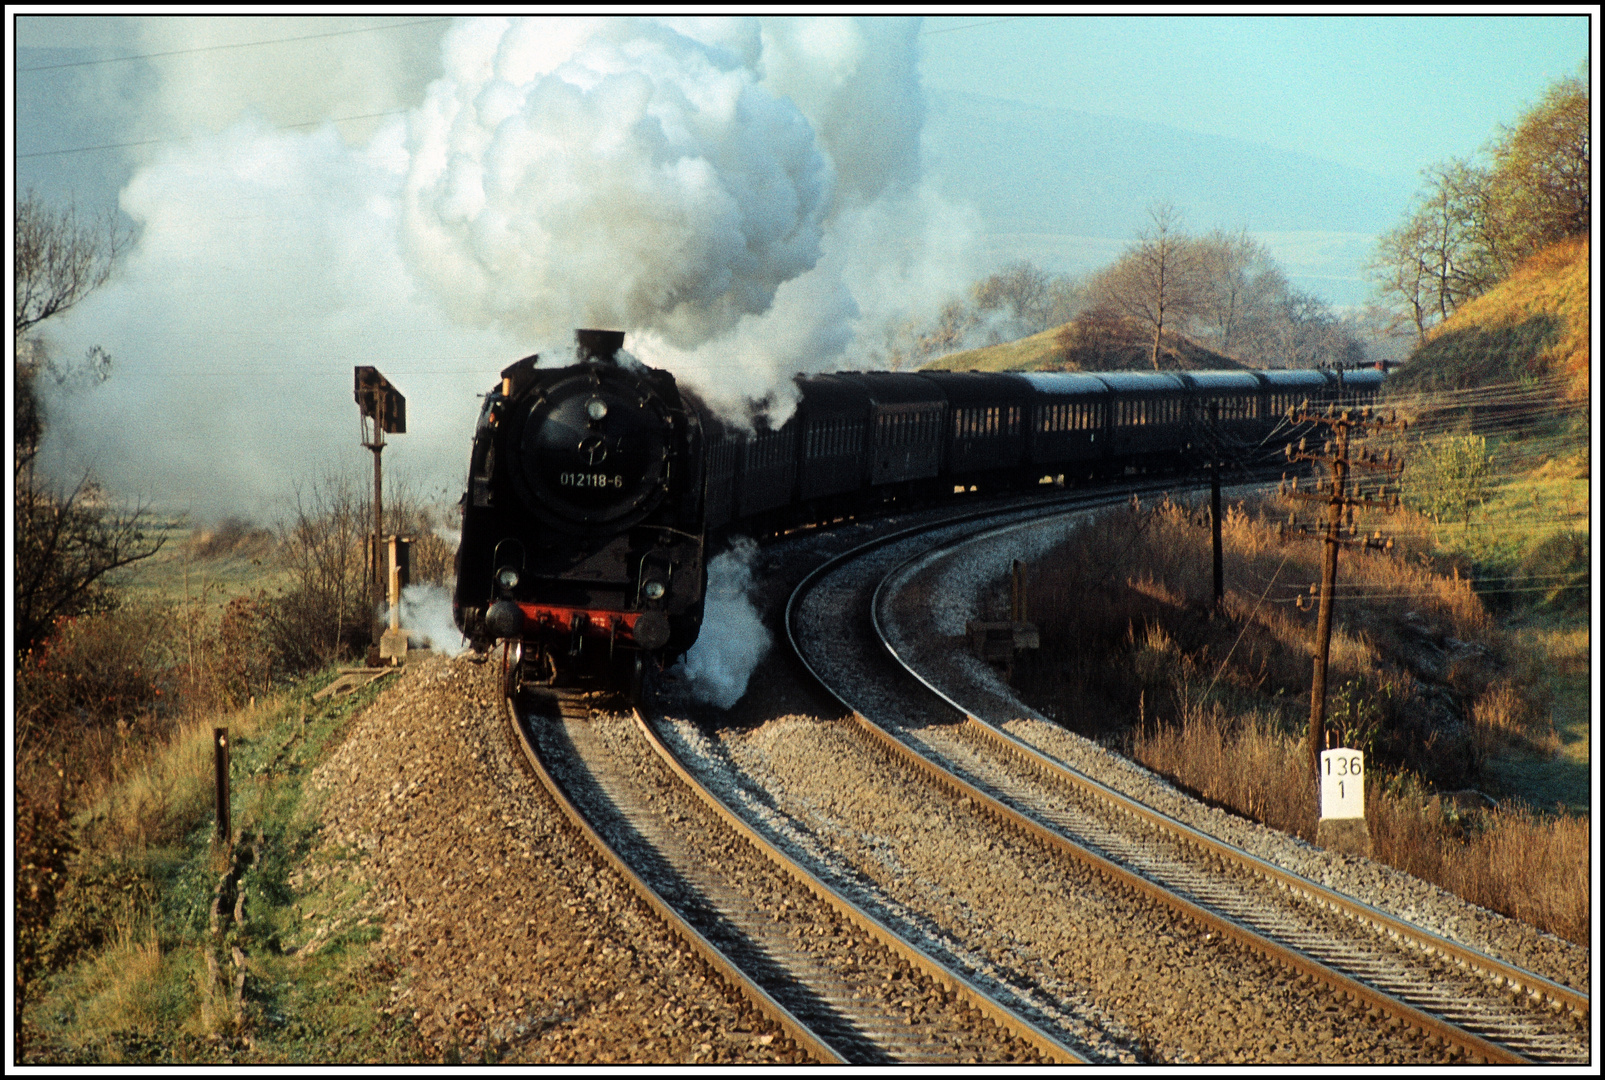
[{"left": 919, "top": 13, "right": 1591, "bottom": 182}]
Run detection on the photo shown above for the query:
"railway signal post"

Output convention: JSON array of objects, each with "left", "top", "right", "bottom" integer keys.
[
  {"left": 1281, "top": 403, "right": 1405, "bottom": 852},
  {"left": 354, "top": 367, "right": 407, "bottom": 661}
]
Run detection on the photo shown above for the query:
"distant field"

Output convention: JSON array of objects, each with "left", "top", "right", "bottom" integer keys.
[{"left": 114, "top": 523, "right": 291, "bottom": 604}]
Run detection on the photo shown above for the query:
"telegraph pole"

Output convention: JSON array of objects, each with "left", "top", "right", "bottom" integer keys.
[
  {"left": 1281, "top": 403, "right": 1406, "bottom": 778},
  {"left": 1209, "top": 402, "right": 1223, "bottom": 612}
]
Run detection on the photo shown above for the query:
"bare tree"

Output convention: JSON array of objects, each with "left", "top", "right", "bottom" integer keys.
[
  {"left": 1191, "top": 228, "right": 1284, "bottom": 358},
  {"left": 14, "top": 471, "right": 166, "bottom": 658},
  {"left": 14, "top": 194, "right": 162, "bottom": 658},
  {"left": 267, "top": 473, "right": 374, "bottom": 669},
  {"left": 1366, "top": 216, "right": 1436, "bottom": 347},
  {"left": 1086, "top": 203, "right": 1203, "bottom": 369},
  {"left": 15, "top": 190, "right": 129, "bottom": 338},
  {"left": 969, "top": 261, "right": 1085, "bottom": 339}
]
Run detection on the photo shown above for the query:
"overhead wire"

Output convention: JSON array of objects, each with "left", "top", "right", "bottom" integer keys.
[
  {"left": 18, "top": 17, "right": 450, "bottom": 160},
  {"left": 17, "top": 17, "right": 453, "bottom": 72}
]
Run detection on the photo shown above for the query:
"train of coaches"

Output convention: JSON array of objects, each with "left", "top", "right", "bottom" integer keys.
[{"left": 452, "top": 329, "right": 1385, "bottom": 693}]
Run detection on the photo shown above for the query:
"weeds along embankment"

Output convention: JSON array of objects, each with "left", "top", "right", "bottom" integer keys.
[{"left": 1010, "top": 492, "right": 1588, "bottom": 946}]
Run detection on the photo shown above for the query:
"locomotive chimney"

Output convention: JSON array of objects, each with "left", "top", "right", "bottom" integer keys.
[{"left": 576, "top": 328, "right": 625, "bottom": 365}]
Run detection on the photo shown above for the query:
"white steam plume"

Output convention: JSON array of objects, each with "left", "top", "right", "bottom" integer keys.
[
  {"left": 36, "top": 16, "right": 980, "bottom": 515},
  {"left": 680, "top": 537, "right": 771, "bottom": 709},
  {"left": 385, "top": 583, "right": 469, "bottom": 657},
  {"left": 402, "top": 17, "right": 834, "bottom": 350}
]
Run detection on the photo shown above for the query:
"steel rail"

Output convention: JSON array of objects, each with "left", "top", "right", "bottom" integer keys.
[
  {"left": 634, "top": 711, "right": 1088, "bottom": 1065},
  {"left": 503, "top": 692, "right": 847, "bottom": 1065},
  {"left": 873, "top": 517, "right": 1589, "bottom": 1025},
  {"left": 784, "top": 506, "right": 1544, "bottom": 1064},
  {"left": 839, "top": 704, "right": 1527, "bottom": 1065}
]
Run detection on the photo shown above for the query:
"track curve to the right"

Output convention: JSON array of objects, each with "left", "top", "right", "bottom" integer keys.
[{"left": 781, "top": 499, "right": 1590, "bottom": 1065}]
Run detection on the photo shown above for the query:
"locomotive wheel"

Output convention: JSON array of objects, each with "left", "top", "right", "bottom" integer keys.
[
  {"left": 623, "top": 651, "right": 646, "bottom": 705},
  {"left": 501, "top": 640, "right": 523, "bottom": 700}
]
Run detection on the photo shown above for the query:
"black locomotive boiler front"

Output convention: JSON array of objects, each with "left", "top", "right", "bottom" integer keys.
[{"left": 454, "top": 330, "right": 707, "bottom": 689}]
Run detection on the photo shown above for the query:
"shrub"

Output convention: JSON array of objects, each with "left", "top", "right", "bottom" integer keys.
[
  {"left": 1405, "top": 432, "right": 1495, "bottom": 524},
  {"left": 15, "top": 604, "right": 178, "bottom": 739}
]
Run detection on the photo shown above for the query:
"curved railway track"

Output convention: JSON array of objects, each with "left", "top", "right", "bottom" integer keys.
[
  {"left": 504, "top": 687, "right": 1083, "bottom": 1064},
  {"left": 778, "top": 500, "right": 1589, "bottom": 1064}
]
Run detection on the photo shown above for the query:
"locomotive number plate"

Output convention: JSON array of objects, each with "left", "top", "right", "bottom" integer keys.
[{"left": 559, "top": 472, "right": 625, "bottom": 489}]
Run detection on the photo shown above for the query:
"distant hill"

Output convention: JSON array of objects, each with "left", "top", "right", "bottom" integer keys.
[
  {"left": 921, "top": 91, "right": 1412, "bottom": 308},
  {"left": 920, "top": 321, "right": 1246, "bottom": 373},
  {"left": 1390, "top": 236, "right": 1589, "bottom": 402}
]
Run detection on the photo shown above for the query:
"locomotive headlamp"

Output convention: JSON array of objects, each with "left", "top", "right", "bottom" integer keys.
[
  {"left": 586, "top": 398, "right": 608, "bottom": 421},
  {"left": 496, "top": 567, "right": 520, "bottom": 591},
  {"left": 642, "top": 581, "right": 666, "bottom": 600}
]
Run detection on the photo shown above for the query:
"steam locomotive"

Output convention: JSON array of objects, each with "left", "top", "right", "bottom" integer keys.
[{"left": 453, "top": 329, "right": 1385, "bottom": 698}]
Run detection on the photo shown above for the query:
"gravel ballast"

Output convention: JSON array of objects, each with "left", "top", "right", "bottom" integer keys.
[
  {"left": 880, "top": 511, "right": 1590, "bottom": 995},
  {"left": 306, "top": 654, "right": 810, "bottom": 1064}
]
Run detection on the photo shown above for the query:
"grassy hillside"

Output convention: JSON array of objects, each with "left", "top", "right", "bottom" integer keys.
[
  {"left": 1377, "top": 235, "right": 1591, "bottom": 817},
  {"left": 921, "top": 323, "right": 1245, "bottom": 373},
  {"left": 1391, "top": 235, "right": 1589, "bottom": 401}
]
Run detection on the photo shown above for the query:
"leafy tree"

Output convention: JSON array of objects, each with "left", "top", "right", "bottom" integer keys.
[
  {"left": 1489, "top": 74, "right": 1589, "bottom": 253},
  {"left": 1369, "top": 73, "right": 1589, "bottom": 340}
]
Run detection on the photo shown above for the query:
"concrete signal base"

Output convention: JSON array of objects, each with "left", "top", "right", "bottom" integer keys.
[{"left": 379, "top": 627, "right": 410, "bottom": 665}]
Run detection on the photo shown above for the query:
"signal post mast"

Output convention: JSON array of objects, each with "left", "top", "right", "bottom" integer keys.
[{"left": 354, "top": 367, "right": 407, "bottom": 661}]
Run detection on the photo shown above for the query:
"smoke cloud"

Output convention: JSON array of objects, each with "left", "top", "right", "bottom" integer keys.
[
  {"left": 34, "top": 15, "right": 979, "bottom": 517},
  {"left": 387, "top": 583, "right": 469, "bottom": 657},
  {"left": 679, "top": 537, "right": 771, "bottom": 709}
]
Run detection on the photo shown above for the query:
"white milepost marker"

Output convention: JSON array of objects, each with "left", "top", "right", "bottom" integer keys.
[{"left": 1320, "top": 748, "right": 1365, "bottom": 820}]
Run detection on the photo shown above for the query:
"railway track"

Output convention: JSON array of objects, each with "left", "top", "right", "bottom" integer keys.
[
  {"left": 504, "top": 687, "right": 1083, "bottom": 1064},
  {"left": 777, "top": 501, "right": 1589, "bottom": 1064}
]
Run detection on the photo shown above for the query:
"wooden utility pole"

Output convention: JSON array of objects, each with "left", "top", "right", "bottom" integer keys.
[
  {"left": 1281, "top": 403, "right": 1406, "bottom": 778},
  {"left": 1209, "top": 402, "right": 1223, "bottom": 612}
]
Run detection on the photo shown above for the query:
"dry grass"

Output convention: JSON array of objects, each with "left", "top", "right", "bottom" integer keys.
[
  {"left": 1016, "top": 495, "right": 1525, "bottom": 777},
  {"left": 1131, "top": 704, "right": 1317, "bottom": 837},
  {"left": 1368, "top": 794, "right": 1590, "bottom": 945},
  {"left": 1129, "top": 706, "right": 1589, "bottom": 944},
  {"left": 1019, "top": 494, "right": 1586, "bottom": 943},
  {"left": 62, "top": 933, "right": 177, "bottom": 1042},
  {"left": 1397, "top": 235, "right": 1589, "bottom": 403}
]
